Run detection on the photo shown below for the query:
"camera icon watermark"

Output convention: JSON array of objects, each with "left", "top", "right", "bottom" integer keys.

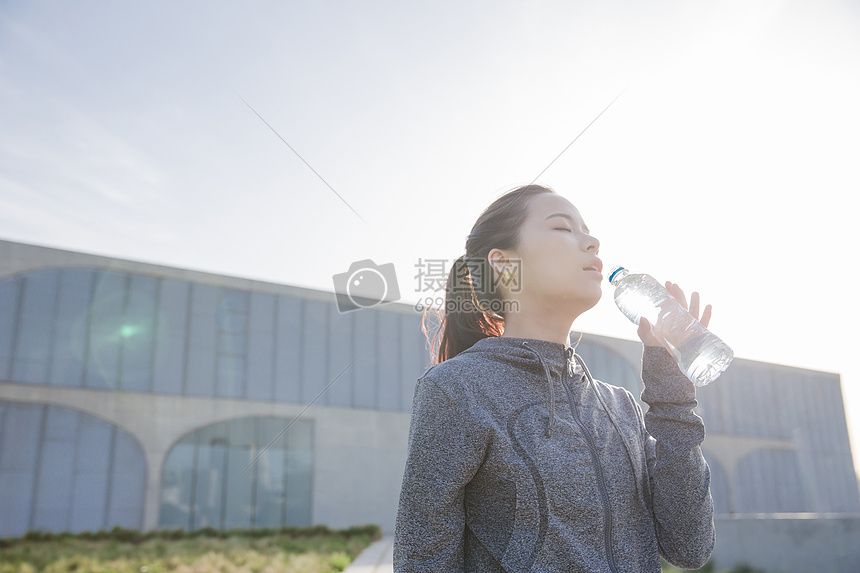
[{"left": 332, "top": 259, "right": 401, "bottom": 313}]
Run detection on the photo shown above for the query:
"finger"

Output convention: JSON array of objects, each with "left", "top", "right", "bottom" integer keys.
[
  {"left": 638, "top": 317, "right": 651, "bottom": 340},
  {"left": 690, "top": 291, "right": 700, "bottom": 319},
  {"left": 666, "top": 281, "right": 688, "bottom": 310},
  {"left": 638, "top": 317, "right": 661, "bottom": 347},
  {"left": 700, "top": 304, "right": 713, "bottom": 328}
]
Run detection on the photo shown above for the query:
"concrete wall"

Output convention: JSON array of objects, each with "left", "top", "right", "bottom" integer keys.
[{"left": 712, "top": 515, "right": 860, "bottom": 573}]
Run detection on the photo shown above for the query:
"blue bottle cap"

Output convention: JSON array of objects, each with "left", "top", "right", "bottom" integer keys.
[{"left": 608, "top": 265, "right": 626, "bottom": 284}]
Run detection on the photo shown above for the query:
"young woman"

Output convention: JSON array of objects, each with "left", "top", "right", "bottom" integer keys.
[{"left": 393, "top": 185, "right": 715, "bottom": 572}]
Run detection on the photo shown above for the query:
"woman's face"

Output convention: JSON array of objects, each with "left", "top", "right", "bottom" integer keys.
[{"left": 491, "top": 193, "right": 602, "bottom": 314}]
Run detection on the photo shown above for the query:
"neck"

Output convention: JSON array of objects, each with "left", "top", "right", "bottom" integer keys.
[{"left": 500, "top": 298, "right": 578, "bottom": 348}]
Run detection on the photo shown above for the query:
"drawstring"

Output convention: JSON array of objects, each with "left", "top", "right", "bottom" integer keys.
[
  {"left": 521, "top": 341, "right": 575, "bottom": 439},
  {"left": 517, "top": 341, "right": 652, "bottom": 514},
  {"left": 573, "top": 352, "right": 650, "bottom": 513}
]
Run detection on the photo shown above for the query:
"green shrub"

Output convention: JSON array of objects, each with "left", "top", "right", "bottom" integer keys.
[
  {"left": 0, "top": 524, "right": 380, "bottom": 573},
  {"left": 327, "top": 551, "right": 352, "bottom": 572}
]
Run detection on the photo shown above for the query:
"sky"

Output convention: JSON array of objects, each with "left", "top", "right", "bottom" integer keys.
[{"left": 1, "top": 0, "right": 859, "bottom": 473}]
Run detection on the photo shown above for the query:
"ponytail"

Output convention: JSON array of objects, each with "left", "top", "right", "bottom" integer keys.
[
  {"left": 424, "top": 255, "right": 504, "bottom": 363},
  {"left": 422, "top": 184, "right": 557, "bottom": 364}
]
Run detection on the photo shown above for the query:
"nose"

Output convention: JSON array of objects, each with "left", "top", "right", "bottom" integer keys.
[{"left": 585, "top": 234, "right": 600, "bottom": 253}]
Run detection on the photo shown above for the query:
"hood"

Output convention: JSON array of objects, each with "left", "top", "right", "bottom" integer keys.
[{"left": 460, "top": 335, "right": 598, "bottom": 438}]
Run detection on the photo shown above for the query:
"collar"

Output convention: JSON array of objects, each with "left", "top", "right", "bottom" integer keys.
[
  {"left": 464, "top": 335, "right": 590, "bottom": 438},
  {"left": 466, "top": 335, "right": 581, "bottom": 378}
]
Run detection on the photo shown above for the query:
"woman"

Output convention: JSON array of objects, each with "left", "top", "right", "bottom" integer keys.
[{"left": 394, "top": 184, "right": 715, "bottom": 572}]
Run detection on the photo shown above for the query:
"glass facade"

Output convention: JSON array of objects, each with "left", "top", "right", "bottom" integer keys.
[
  {"left": 0, "top": 267, "right": 430, "bottom": 409},
  {"left": 159, "top": 417, "right": 313, "bottom": 530},
  {"left": 696, "top": 361, "right": 860, "bottom": 514},
  {"left": 0, "top": 401, "right": 146, "bottom": 538},
  {"left": 575, "top": 338, "right": 642, "bottom": 400}
]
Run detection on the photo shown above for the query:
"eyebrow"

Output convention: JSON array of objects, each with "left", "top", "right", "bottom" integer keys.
[
  {"left": 546, "top": 213, "right": 590, "bottom": 234},
  {"left": 546, "top": 212, "right": 572, "bottom": 221}
]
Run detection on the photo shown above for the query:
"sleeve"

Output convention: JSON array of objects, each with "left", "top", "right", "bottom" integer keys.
[
  {"left": 640, "top": 345, "right": 716, "bottom": 570},
  {"left": 393, "top": 375, "right": 489, "bottom": 573}
]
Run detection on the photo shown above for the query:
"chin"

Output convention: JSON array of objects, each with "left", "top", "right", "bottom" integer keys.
[
  {"left": 554, "top": 288, "right": 601, "bottom": 315},
  {"left": 579, "top": 284, "right": 603, "bottom": 311}
]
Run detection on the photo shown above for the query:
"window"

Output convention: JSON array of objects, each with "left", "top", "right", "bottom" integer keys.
[
  {"left": 159, "top": 417, "right": 313, "bottom": 530},
  {"left": 0, "top": 402, "right": 146, "bottom": 538}
]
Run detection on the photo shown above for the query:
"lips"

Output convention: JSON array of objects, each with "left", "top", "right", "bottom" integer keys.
[{"left": 583, "top": 259, "right": 603, "bottom": 273}]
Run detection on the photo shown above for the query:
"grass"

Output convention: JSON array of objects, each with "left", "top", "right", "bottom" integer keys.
[{"left": 0, "top": 524, "right": 380, "bottom": 573}]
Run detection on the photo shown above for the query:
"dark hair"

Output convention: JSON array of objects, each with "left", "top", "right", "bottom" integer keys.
[{"left": 423, "top": 184, "right": 557, "bottom": 364}]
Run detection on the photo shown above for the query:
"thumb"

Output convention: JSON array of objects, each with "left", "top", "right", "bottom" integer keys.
[
  {"left": 637, "top": 317, "right": 652, "bottom": 340},
  {"left": 637, "top": 317, "right": 663, "bottom": 347}
]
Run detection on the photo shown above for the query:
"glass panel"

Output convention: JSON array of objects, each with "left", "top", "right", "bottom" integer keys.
[
  {"left": 218, "top": 332, "right": 247, "bottom": 356},
  {"left": 246, "top": 292, "right": 275, "bottom": 401},
  {"left": 0, "top": 471, "right": 34, "bottom": 538},
  {"left": 737, "top": 449, "right": 806, "bottom": 513},
  {"left": 301, "top": 300, "right": 328, "bottom": 404},
  {"left": 223, "top": 442, "right": 253, "bottom": 529},
  {"left": 254, "top": 447, "right": 286, "bottom": 528},
  {"left": 76, "top": 416, "right": 112, "bottom": 473},
  {"left": 257, "top": 417, "right": 288, "bottom": 451},
  {"left": 33, "top": 406, "right": 81, "bottom": 531},
  {"left": 326, "top": 309, "right": 353, "bottom": 408},
  {"left": 702, "top": 452, "right": 731, "bottom": 515},
  {"left": 0, "top": 276, "right": 22, "bottom": 380},
  {"left": 285, "top": 421, "right": 313, "bottom": 526},
  {"left": 400, "top": 313, "right": 427, "bottom": 412},
  {"left": 13, "top": 270, "right": 59, "bottom": 384},
  {"left": 0, "top": 402, "right": 43, "bottom": 471},
  {"left": 185, "top": 283, "right": 218, "bottom": 397},
  {"left": 274, "top": 297, "right": 302, "bottom": 403},
  {"left": 33, "top": 439, "right": 75, "bottom": 531},
  {"left": 152, "top": 279, "right": 189, "bottom": 395},
  {"left": 159, "top": 441, "right": 196, "bottom": 529},
  {"left": 44, "top": 404, "right": 80, "bottom": 439},
  {"left": 50, "top": 269, "right": 94, "bottom": 387},
  {"left": 192, "top": 440, "right": 226, "bottom": 529},
  {"left": 108, "top": 431, "right": 146, "bottom": 529},
  {"left": 1, "top": 403, "right": 146, "bottom": 534},
  {"left": 85, "top": 270, "right": 127, "bottom": 389},
  {"left": 377, "top": 312, "right": 400, "bottom": 410},
  {"left": 353, "top": 310, "right": 378, "bottom": 409},
  {"left": 218, "top": 288, "right": 249, "bottom": 314},
  {"left": 70, "top": 472, "right": 110, "bottom": 532},
  {"left": 120, "top": 274, "right": 158, "bottom": 392},
  {"left": 70, "top": 417, "right": 113, "bottom": 532},
  {"left": 199, "top": 420, "right": 232, "bottom": 445},
  {"left": 161, "top": 417, "right": 313, "bottom": 531},
  {"left": 0, "top": 402, "right": 44, "bottom": 537},
  {"left": 216, "top": 355, "right": 246, "bottom": 399},
  {"left": 230, "top": 417, "right": 257, "bottom": 449}
]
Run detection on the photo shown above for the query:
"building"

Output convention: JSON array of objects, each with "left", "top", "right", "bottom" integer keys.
[{"left": 1, "top": 239, "right": 858, "bottom": 571}]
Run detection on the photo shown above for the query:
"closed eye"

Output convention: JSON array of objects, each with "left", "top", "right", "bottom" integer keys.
[{"left": 554, "top": 227, "right": 572, "bottom": 232}]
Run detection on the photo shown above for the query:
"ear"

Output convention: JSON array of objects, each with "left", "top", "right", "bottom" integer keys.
[{"left": 487, "top": 247, "right": 513, "bottom": 275}]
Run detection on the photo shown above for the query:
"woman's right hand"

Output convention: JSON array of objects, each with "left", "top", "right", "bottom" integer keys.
[{"left": 637, "top": 281, "right": 713, "bottom": 349}]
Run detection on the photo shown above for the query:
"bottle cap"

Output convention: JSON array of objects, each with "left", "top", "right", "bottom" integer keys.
[{"left": 608, "top": 265, "right": 626, "bottom": 284}]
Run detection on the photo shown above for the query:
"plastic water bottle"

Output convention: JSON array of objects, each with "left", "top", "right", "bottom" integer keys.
[{"left": 608, "top": 266, "right": 733, "bottom": 387}]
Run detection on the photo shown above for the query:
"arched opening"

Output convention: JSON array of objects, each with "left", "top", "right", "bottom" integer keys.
[{"left": 159, "top": 416, "right": 313, "bottom": 530}]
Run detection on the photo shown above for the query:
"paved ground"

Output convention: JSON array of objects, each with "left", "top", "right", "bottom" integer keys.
[{"left": 343, "top": 536, "right": 394, "bottom": 573}]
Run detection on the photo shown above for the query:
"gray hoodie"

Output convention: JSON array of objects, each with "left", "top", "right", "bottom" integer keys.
[{"left": 394, "top": 335, "right": 715, "bottom": 572}]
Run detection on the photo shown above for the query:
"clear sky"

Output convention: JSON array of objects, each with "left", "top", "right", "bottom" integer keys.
[{"left": 2, "top": 0, "right": 859, "bottom": 473}]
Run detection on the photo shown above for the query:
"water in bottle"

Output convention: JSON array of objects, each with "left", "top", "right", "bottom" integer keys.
[{"left": 608, "top": 265, "right": 733, "bottom": 387}]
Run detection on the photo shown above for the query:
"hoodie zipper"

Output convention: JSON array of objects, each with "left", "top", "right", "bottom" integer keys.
[{"left": 561, "top": 352, "right": 620, "bottom": 573}]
